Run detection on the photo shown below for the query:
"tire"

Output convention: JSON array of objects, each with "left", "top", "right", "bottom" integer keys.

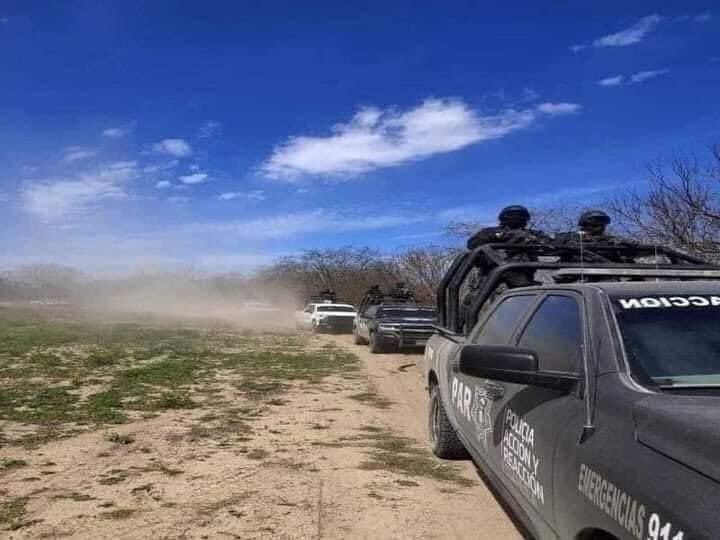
[
  {"left": 429, "top": 384, "right": 468, "bottom": 459},
  {"left": 368, "top": 332, "right": 384, "bottom": 354},
  {"left": 353, "top": 328, "right": 367, "bottom": 345}
]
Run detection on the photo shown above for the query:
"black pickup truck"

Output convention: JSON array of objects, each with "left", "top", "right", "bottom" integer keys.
[
  {"left": 425, "top": 242, "right": 720, "bottom": 540},
  {"left": 354, "top": 304, "right": 436, "bottom": 353}
]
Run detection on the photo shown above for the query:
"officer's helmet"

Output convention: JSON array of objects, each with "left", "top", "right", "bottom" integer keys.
[
  {"left": 578, "top": 210, "right": 611, "bottom": 233},
  {"left": 498, "top": 205, "right": 530, "bottom": 229}
]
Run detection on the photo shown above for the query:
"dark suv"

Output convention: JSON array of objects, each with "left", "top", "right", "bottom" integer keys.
[{"left": 354, "top": 304, "right": 436, "bottom": 353}]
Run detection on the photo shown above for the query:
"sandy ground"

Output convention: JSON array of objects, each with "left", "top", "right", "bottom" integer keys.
[
  {"left": 1, "top": 332, "right": 521, "bottom": 540},
  {"left": 325, "top": 334, "right": 522, "bottom": 539}
]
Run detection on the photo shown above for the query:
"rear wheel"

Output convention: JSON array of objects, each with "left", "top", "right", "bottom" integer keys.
[{"left": 429, "top": 384, "right": 468, "bottom": 459}]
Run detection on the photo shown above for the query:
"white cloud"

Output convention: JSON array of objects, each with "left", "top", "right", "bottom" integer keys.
[
  {"left": 109, "top": 160, "right": 137, "bottom": 170},
  {"left": 22, "top": 163, "right": 137, "bottom": 222},
  {"left": 629, "top": 69, "right": 669, "bottom": 83},
  {"left": 188, "top": 209, "right": 424, "bottom": 239},
  {"left": 597, "top": 69, "right": 669, "bottom": 87},
  {"left": 152, "top": 138, "right": 192, "bottom": 157},
  {"left": 598, "top": 75, "right": 625, "bottom": 87},
  {"left": 535, "top": 102, "right": 581, "bottom": 115},
  {"left": 63, "top": 147, "right": 96, "bottom": 163},
  {"left": 593, "top": 14, "right": 662, "bottom": 47},
  {"left": 217, "top": 190, "right": 266, "bottom": 201},
  {"left": 143, "top": 160, "right": 179, "bottom": 173},
  {"left": 199, "top": 121, "right": 221, "bottom": 138},
  {"left": 179, "top": 172, "right": 208, "bottom": 185},
  {"left": 261, "top": 98, "right": 580, "bottom": 180},
  {"left": 155, "top": 180, "right": 172, "bottom": 189},
  {"left": 168, "top": 196, "right": 190, "bottom": 204},
  {"left": 102, "top": 127, "right": 130, "bottom": 139}
]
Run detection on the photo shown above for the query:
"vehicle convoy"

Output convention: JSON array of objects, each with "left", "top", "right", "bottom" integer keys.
[
  {"left": 352, "top": 283, "right": 435, "bottom": 353},
  {"left": 295, "top": 299, "right": 358, "bottom": 333},
  {"left": 425, "top": 239, "right": 720, "bottom": 540}
]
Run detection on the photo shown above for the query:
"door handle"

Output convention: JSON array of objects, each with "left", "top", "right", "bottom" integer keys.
[{"left": 484, "top": 382, "right": 505, "bottom": 399}]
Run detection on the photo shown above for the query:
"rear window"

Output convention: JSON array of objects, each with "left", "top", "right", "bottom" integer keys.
[
  {"left": 517, "top": 295, "right": 582, "bottom": 373},
  {"left": 473, "top": 295, "right": 536, "bottom": 345},
  {"left": 613, "top": 295, "right": 720, "bottom": 387},
  {"left": 317, "top": 305, "right": 355, "bottom": 312}
]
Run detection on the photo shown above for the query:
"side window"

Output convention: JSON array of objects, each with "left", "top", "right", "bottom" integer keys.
[
  {"left": 517, "top": 295, "right": 582, "bottom": 373},
  {"left": 473, "top": 295, "right": 536, "bottom": 345}
]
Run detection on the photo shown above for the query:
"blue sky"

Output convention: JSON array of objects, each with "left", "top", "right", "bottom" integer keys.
[{"left": 1, "top": 1, "right": 718, "bottom": 274}]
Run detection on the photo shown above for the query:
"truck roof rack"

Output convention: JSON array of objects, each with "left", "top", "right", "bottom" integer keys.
[
  {"left": 436, "top": 242, "right": 720, "bottom": 336},
  {"left": 306, "top": 296, "right": 352, "bottom": 305},
  {"left": 357, "top": 287, "right": 417, "bottom": 315}
]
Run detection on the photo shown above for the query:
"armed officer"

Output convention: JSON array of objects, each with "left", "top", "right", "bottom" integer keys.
[
  {"left": 319, "top": 288, "right": 337, "bottom": 302},
  {"left": 389, "top": 281, "right": 414, "bottom": 300},
  {"left": 558, "top": 210, "right": 635, "bottom": 262},
  {"left": 367, "top": 285, "right": 383, "bottom": 302},
  {"left": 460, "top": 206, "right": 549, "bottom": 329},
  {"left": 467, "top": 205, "right": 549, "bottom": 249},
  {"left": 466, "top": 205, "right": 550, "bottom": 287}
]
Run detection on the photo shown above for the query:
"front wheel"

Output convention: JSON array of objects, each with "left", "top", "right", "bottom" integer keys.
[
  {"left": 368, "top": 332, "right": 384, "bottom": 354},
  {"left": 353, "top": 328, "right": 367, "bottom": 345},
  {"left": 429, "top": 384, "right": 468, "bottom": 459}
]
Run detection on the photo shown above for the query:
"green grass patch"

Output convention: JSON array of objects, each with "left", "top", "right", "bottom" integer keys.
[
  {"left": 52, "top": 491, "right": 95, "bottom": 501},
  {"left": 0, "top": 458, "right": 28, "bottom": 471},
  {"left": 0, "top": 308, "right": 358, "bottom": 446},
  {"left": 0, "top": 496, "right": 29, "bottom": 531},
  {"left": 99, "top": 508, "right": 136, "bottom": 520},
  {"left": 348, "top": 391, "right": 393, "bottom": 409},
  {"left": 357, "top": 429, "right": 475, "bottom": 487},
  {"left": 143, "top": 391, "right": 196, "bottom": 410},
  {"left": 246, "top": 448, "right": 270, "bottom": 460}
]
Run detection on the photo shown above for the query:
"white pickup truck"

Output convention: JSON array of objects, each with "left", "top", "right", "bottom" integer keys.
[{"left": 295, "top": 302, "right": 358, "bottom": 333}]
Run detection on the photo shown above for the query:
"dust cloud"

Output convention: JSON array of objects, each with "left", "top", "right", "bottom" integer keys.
[{"left": 0, "top": 265, "right": 300, "bottom": 331}]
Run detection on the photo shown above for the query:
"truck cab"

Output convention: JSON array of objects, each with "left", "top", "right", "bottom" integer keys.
[
  {"left": 354, "top": 303, "right": 436, "bottom": 353},
  {"left": 425, "top": 242, "right": 720, "bottom": 539},
  {"left": 295, "top": 301, "right": 357, "bottom": 333}
]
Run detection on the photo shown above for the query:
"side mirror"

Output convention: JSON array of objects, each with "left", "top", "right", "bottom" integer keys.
[{"left": 458, "top": 345, "right": 578, "bottom": 392}]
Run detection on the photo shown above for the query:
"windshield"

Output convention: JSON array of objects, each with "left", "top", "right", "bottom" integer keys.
[
  {"left": 613, "top": 296, "right": 720, "bottom": 387},
  {"left": 378, "top": 308, "right": 436, "bottom": 319},
  {"left": 317, "top": 305, "right": 355, "bottom": 312}
]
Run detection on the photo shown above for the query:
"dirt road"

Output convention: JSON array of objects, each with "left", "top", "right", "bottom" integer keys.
[{"left": 324, "top": 334, "right": 522, "bottom": 540}]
